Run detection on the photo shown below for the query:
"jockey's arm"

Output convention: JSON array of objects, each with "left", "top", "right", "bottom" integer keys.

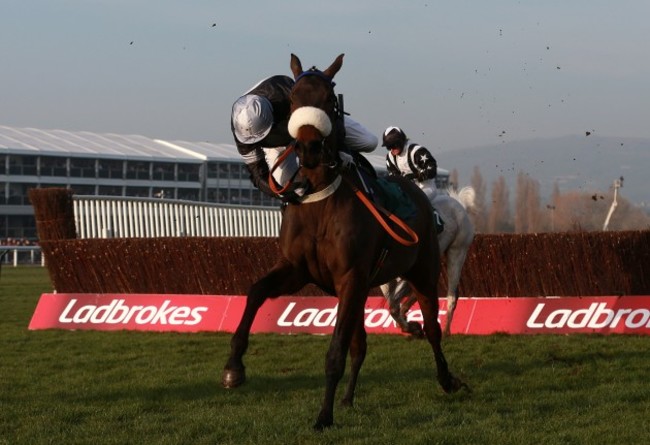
[
  {"left": 245, "top": 158, "right": 275, "bottom": 197},
  {"left": 412, "top": 147, "right": 437, "bottom": 182},
  {"left": 343, "top": 116, "right": 378, "bottom": 153}
]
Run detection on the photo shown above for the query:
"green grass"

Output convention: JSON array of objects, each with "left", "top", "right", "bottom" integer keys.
[{"left": 1, "top": 266, "right": 649, "bottom": 445}]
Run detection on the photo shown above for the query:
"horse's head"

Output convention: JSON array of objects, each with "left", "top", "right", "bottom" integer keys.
[{"left": 288, "top": 53, "right": 344, "bottom": 172}]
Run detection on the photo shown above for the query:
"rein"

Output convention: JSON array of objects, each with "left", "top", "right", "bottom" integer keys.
[
  {"left": 289, "top": 67, "right": 417, "bottom": 246},
  {"left": 268, "top": 144, "right": 298, "bottom": 195},
  {"left": 345, "top": 179, "right": 419, "bottom": 247}
]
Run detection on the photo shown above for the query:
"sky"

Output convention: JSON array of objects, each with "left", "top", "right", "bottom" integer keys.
[{"left": 2, "top": 0, "right": 650, "bottom": 154}]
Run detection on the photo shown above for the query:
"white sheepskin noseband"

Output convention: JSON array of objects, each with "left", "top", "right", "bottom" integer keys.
[{"left": 288, "top": 106, "right": 332, "bottom": 138}]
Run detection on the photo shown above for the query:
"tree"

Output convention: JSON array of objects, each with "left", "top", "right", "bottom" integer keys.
[
  {"left": 526, "top": 178, "right": 542, "bottom": 232},
  {"left": 514, "top": 171, "right": 543, "bottom": 233},
  {"left": 545, "top": 182, "right": 562, "bottom": 232},
  {"left": 449, "top": 169, "right": 460, "bottom": 191},
  {"left": 514, "top": 172, "right": 529, "bottom": 233},
  {"left": 487, "top": 176, "right": 512, "bottom": 232},
  {"left": 552, "top": 190, "right": 650, "bottom": 232}
]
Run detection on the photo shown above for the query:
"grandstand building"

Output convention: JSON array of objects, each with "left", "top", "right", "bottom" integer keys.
[{"left": 1, "top": 125, "right": 448, "bottom": 240}]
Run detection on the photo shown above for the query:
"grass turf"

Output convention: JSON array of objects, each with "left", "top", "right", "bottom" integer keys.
[{"left": 1, "top": 266, "right": 649, "bottom": 444}]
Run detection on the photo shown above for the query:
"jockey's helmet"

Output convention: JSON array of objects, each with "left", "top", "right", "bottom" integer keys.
[
  {"left": 382, "top": 126, "right": 407, "bottom": 150},
  {"left": 232, "top": 95, "right": 273, "bottom": 144}
]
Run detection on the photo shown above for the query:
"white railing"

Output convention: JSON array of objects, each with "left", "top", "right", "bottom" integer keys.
[
  {"left": 0, "top": 246, "right": 44, "bottom": 267},
  {"left": 72, "top": 196, "right": 282, "bottom": 238}
]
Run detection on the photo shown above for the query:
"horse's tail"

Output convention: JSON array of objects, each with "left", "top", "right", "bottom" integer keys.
[{"left": 447, "top": 186, "right": 476, "bottom": 211}]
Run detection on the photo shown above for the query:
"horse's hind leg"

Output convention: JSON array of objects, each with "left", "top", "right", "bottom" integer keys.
[
  {"left": 443, "top": 246, "right": 468, "bottom": 336},
  {"left": 381, "top": 279, "right": 423, "bottom": 338},
  {"left": 341, "top": 316, "right": 366, "bottom": 407},
  {"left": 411, "top": 284, "right": 467, "bottom": 394},
  {"left": 399, "top": 294, "right": 423, "bottom": 338},
  {"left": 222, "top": 259, "right": 305, "bottom": 388}
]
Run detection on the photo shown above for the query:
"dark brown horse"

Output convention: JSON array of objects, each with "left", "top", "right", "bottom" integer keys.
[{"left": 222, "top": 53, "right": 466, "bottom": 430}]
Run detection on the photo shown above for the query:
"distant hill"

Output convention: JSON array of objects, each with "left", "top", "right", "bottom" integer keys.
[{"left": 435, "top": 135, "right": 649, "bottom": 207}]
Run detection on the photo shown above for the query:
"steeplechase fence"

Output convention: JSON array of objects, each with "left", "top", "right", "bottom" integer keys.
[
  {"left": 26, "top": 188, "right": 650, "bottom": 297},
  {"left": 72, "top": 195, "right": 282, "bottom": 239}
]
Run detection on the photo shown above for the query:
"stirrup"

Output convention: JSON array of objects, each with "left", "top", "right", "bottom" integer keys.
[{"left": 433, "top": 209, "right": 444, "bottom": 234}]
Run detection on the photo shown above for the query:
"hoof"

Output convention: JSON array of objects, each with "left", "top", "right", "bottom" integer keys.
[
  {"left": 442, "top": 374, "right": 470, "bottom": 394},
  {"left": 313, "top": 417, "right": 333, "bottom": 431},
  {"left": 405, "top": 321, "right": 425, "bottom": 339},
  {"left": 222, "top": 367, "right": 246, "bottom": 388}
]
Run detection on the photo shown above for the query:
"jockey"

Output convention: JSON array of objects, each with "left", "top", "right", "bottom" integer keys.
[
  {"left": 383, "top": 126, "right": 438, "bottom": 201},
  {"left": 231, "top": 75, "right": 378, "bottom": 203}
]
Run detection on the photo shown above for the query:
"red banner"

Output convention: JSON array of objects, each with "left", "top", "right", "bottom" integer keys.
[{"left": 29, "top": 294, "right": 650, "bottom": 335}]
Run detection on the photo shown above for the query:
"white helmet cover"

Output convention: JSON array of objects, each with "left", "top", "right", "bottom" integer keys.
[{"left": 232, "top": 95, "right": 273, "bottom": 144}]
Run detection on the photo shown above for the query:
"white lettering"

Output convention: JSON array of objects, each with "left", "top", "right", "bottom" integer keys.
[
  {"left": 546, "top": 309, "right": 571, "bottom": 328},
  {"left": 56, "top": 298, "right": 208, "bottom": 326},
  {"left": 185, "top": 307, "right": 208, "bottom": 325},
  {"left": 567, "top": 303, "right": 598, "bottom": 328},
  {"left": 294, "top": 308, "right": 319, "bottom": 327},
  {"left": 610, "top": 309, "right": 631, "bottom": 328},
  {"left": 313, "top": 306, "right": 337, "bottom": 327},
  {"left": 365, "top": 308, "right": 390, "bottom": 328},
  {"left": 277, "top": 302, "right": 297, "bottom": 327},
  {"left": 106, "top": 300, "right": 130, "bottom": 324},
  {"left": 58, "top": 299, "right": 78, "bottom": 323},
  {"left": 527, "top": 301, "right": 649, "bottom": 331},
  {"left": 150, "top": 300, "right": 174, "bottom": 324},
  {"left": 89, "top": 300, "right": 118, "bottom": 323},
  {"left": 73, "top": 305, "right": 94, "bottom": 323},
  {"left": 625, "top": 309, "right": 650, "bottom": 329},
  {"left": 526, "top": 303, "right": 546, "bottom": 328},
  {"left": 134, "top": 306, "right": 157, "bottom": 324},
  {"left": 586, "top": 303, "right": 614, "bottom": 329},
  {"left": 169, "top": 306, "right": 190, "bottom": 324}
]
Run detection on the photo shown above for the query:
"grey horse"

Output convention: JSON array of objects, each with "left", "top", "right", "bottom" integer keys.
[{"left": 381, "top": 186, "right": 476, "bottom": 336}]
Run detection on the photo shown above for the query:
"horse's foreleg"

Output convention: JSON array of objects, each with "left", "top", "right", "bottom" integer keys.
[
  {"left": 341, "top": 316, "right": 366, "bottom": 407},
  {"left": 314, "top": 287, "right": 366, "bottom": 430},
  {"left": 222, "top": 260, "right": 304, "bottom": 388}
]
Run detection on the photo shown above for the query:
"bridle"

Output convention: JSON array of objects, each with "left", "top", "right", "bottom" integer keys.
[{"left": 275, "top": 67, "right": 419, "bottom": 247}]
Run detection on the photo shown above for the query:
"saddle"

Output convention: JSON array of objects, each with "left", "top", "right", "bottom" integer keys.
[
  {"left": 357, "top": 173, "right": 444, "bottom": 234},
  {"left": 367, "top": 177, "right": 417, "bottom": 221}
]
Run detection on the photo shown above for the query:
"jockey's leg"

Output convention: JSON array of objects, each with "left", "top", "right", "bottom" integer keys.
[{"left": 417, "top": 179, "right": 438, "bottom": 201}]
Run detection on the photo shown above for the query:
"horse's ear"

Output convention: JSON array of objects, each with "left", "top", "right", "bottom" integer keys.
[
  {"left": 290, "top": 53, "right": 303, "bottom": 79},
  {"left": 323, "top": 53, "right": 344, "bottom": 79}
]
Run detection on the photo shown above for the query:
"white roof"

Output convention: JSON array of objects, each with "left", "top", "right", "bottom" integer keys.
[
  {"left": 0, "top": 125, "right": 236, "bottom": 163},
  {"left": 0, "top": 124, "right": 447, "bottom": 174}
]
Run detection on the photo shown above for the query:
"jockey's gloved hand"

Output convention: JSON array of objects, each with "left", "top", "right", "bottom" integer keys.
[
  {"left": 338, "top": 151, "right": 355, "bottom": 169},
  {"left": 279, "top": 190, "right": 302, "bottom": 204},
  {"left": 279, "top": 181, "right": 308, "bottom": 204}
]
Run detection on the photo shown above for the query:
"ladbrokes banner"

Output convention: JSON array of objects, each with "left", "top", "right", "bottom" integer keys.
[{"left": 29, "top": 294, "right": 650, "bottom": 335}]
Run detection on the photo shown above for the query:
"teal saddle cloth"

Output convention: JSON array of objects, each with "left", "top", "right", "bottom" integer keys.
[
  {"left": 372, "top": 177, "right": 444, "bottom": 234},
  {"left": 373, "top": 178, "right": 418, "bottom": 220}
]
